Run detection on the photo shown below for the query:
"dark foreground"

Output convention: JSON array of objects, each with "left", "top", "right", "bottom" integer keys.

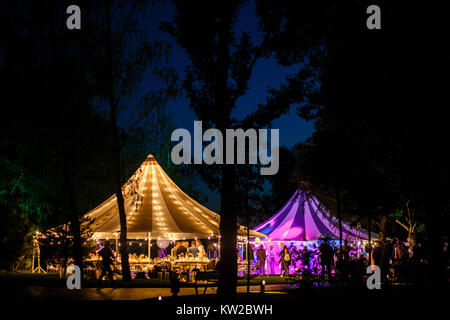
[{"left": 1, "top": 284, "right": 448, "bottom": 319}]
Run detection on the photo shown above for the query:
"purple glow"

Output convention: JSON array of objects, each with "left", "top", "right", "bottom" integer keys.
[{"left": 254, "top": 190, "right": 377, "bottom": 241}]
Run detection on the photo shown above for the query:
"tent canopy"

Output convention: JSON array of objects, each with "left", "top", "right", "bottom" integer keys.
[
  {"left": 84, "top": 154, "right": 265, "bottom": 240},
  {"left": 254, "top": 190, "right": 378, "bottom": 241}
]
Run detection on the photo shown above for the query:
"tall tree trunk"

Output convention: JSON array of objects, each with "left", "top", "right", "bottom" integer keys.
[
  {"left": 246, "top": 188, "right": 250, "bottom": 294},
  {"left": 62, "top": 143, "right": 83, "bottom": 281},
  {"left": 218, "top": 164, "right": 237, "bottom": 296},
  {"left": 58, "top": 95, "right": 84, "bottom": 283},
  {"left": 418, "top": 4, "right": 447, "bottom": 288},
  {"left": 107, "top": 0, "right": 131, "bottom": 281},
  {"left": 336, "top": 187, "right": 343, "bottom": 254},
  {"left": 216, "top": 2, "right": 236, "bottom": 296},
  {"left": 407, "top": 231, "right": 416, "bottom": 248},
  {"left": 66, "top": 142, "right": 83, "bottom": 284},
  {"left": 69, "top": 5, "right": 88, "bottom": 284},
  {"left": 109, "top": 97, "right": 132, "bottom": 282},
  {"left": 377, "top": 216, "right": 387, "bottom": 241}
]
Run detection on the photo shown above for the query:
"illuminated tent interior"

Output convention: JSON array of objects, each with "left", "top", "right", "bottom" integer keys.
[
  {"left": 84, "top": 154, "right": 265, "bottom": 240},
  {"left": 254, "top": 189, "right": 378, "bottom": 241}
]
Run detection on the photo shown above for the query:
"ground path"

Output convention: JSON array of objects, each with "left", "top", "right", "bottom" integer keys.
[{"left": 3, "top": 284, "right": 298, "bottom": 300}]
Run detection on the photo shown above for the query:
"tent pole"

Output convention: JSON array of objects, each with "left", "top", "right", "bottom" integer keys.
[
  {"left": 336, "top": 187, "right": 343, "bottom": 258},
  {"left": 247, "top": 228, "right": 250, "bottom": 294},
  {"left": 148, "top": 232, "right": 151, "bottom": 259},
  {"left": 268, "top": 238, "right": 272, "bottom": 275},
  {"left": 115, "top": 233, "right": 118, "bottom": 257}
]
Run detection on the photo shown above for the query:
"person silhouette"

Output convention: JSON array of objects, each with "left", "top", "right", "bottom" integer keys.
[{"left": 98, "top": 241, "right": 115, "bottom": 286}]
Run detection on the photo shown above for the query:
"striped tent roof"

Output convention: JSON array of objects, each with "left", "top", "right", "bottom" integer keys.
[
  {"left": 254, "top": 190, "right": 377, "bottom": 241},
  {"left": 84, "top": 154, "right": 265, "bottom": 240}
]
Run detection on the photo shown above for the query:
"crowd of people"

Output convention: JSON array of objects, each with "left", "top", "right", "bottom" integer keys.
[
  {"left": 272, "top": 238, "right": 450, "bottom": 285},
  {"left": 170, "top": 240, "right": 207, "bottom": 258},
  {"left": 93, "top": 237, "right": 449, "bottom": 286}
]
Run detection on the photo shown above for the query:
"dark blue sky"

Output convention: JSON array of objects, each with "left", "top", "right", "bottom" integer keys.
[{"left": 139, "top": 1, "right": 315, "bottom": 210}]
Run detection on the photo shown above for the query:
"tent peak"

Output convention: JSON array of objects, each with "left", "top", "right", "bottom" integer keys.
[{"left": 85, "top": 153, "right": 265, "bottom": 239}]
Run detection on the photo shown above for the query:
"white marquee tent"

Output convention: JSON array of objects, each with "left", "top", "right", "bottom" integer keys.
[{"left": 84, "top": 154, "right": 265, "bottom": 241}]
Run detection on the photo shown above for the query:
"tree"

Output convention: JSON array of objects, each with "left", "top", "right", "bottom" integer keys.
[
  {"left": 162, "top": 0, "right": 289, "bottom": 295},
  {"left": 258, "top": 1, "right": 450, "bottom": 286},
  {"left": 98, "top": 0, "right": 177, "bottom": 281},
  {"left": 0, "top": 0, "right": 115, "bottom": 277},
  {"left": 391, "top": 200, "right": 424, "bottom": 248},
  {"left": 0, "top": 1, "right": 160, "bottom": 277}
]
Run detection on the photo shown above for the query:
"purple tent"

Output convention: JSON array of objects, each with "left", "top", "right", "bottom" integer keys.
[{"left": 254, "top": 190, "right": 377, "bottom": 241}]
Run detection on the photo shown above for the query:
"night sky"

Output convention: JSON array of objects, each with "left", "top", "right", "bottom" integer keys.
[{"left": 138, "top": 2, "right": 315, "bottom": 211}]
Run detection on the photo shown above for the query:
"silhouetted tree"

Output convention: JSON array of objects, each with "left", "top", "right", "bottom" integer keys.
[
  {"left": 162, "top": 0, "right": 283, "bottom": 295},
  {"left": 97, "top": 0, "right": 177, "bottom": 281},
  {"left": 259, "top": 1, "right": 450, "bottom": 286}
]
